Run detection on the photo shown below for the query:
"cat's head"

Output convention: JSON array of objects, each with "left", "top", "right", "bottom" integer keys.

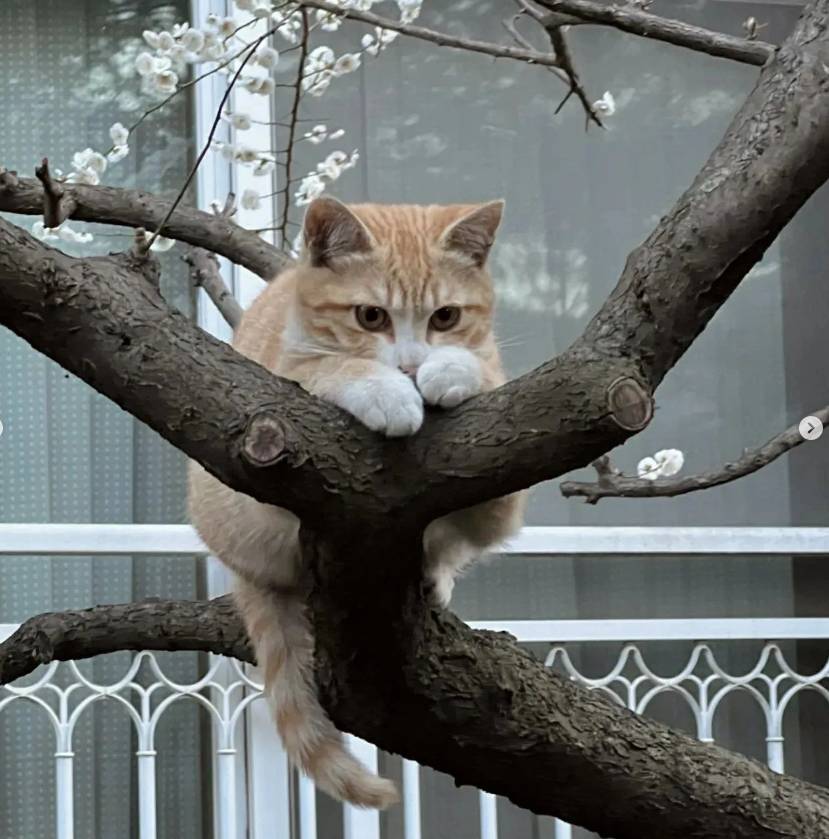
[{"left": 286, "top": 197, "right": 503, "bottom": 373}]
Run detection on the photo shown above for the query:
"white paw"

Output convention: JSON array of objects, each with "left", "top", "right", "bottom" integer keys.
[
  {"left": 336, "top": 373, "right": 424, "bottom": 437},
  {"left": 416, "top": 347, "right": 483, "bottom": 408},
  {"left": 425, "top": 569, "right": 455, "bottom": 608}
]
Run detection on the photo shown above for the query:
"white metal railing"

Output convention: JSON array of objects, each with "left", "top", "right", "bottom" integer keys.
[
  {"left": 1, "top": 524, "right": 829, "bottom": 839},
  {"left": 2, "top": 523, "right": 829, "bottom": 556}
]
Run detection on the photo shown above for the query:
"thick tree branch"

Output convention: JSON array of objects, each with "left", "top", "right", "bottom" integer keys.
[
  {"left": 561, "top": 406, "right": 829, "bottom": 503},
  {"left": 0, "top": 174, "right": 289, "bottom": 280},
  {"left": 0, "top": 597, "right": 251, "bottom": 684},
  {"left": 536, "top": 0, "right": 776, "bottom": 65}
]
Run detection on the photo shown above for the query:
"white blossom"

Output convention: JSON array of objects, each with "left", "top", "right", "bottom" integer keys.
[
  {"left": 305, "top": 124, "right": 328, "bottom": 144},
  {"left": 212, "top": 141, "right": 237, "bottom": 162},
  {"left": 181, "top": 28, "right": 205, "bottom": 53},
  {"left": 243, "top": 75, "right": 274, "bottom": 96},
  {"left": 241, "top": 188, "right": 261, "bottom": 211},
  {"left": 333, "top": 52, "right": 361, "bottom": 76},
  {"left": 255, "top": 45, "right": 279, "bottom": 69},
  {"left": 153, "top": 69, "right": 179, "bottom": 95},
  {"left": 308, "top": 45, "right": 334, "bottom": 67},
  {"left": 316, "top": 9, "right": 343, "bottom": 31},
  {"left": 251, "top": 1, "right": 273, "bottom": 18},
  {"left": 329, "top": 128, "right": 345, "bottom": 140},
  {"left": 637, "top": 448, "right": 684, "bottom": 480},
  {"left": 109, "top": 122, "right": 129, "bottom": 147},
  {"left": 376, "top": 26, "right": 399, "bottom": 47},
  {"left": 172, "top": 23, "right": 189, "bottom": 38},
  {"left": 303, "top": 69, "right": 333, "bottom": 97},
  {"left": 295, "top": 173, "right": 326, "bottom": 206},
  {"left": 218, "top": 16, "right": 236, "bottom": 37},
  {"left": 157, "top": 31, "right": 176, "bottom": 52},
  {"left": 142, "top": 30, "right": 160, "bottom": 49},
  {"left": 234, "top": 145, "right": 259, "bottom": 163},
  {"left": 229, "top": 112, "right": 252, "bottom": 130},
  {"left": 593, "top": 91, "right": 616, "bottom": 117},
  {"left": 361, "top": 33, "right": 380, "bottom": 56},
  {"left": 73, "top": 148, "right": 107, "bottom": 176},
  {"left": 107, "top": 145, "right": 130, "bottom": 163},
  {"left": 235, "top": 0, "right": 255, "bottom": 9},
  {"left": 317, "top": 149, "right": 348, "bottom": 179},
  {"left": 135, "top": 51, "right": 156, "bottom": 76},
  {"left": 253, "top": 157, "right": 276, "bottom": 176},
  {"left": 397, "top": 0, "right": 422, "bottom": 23}
]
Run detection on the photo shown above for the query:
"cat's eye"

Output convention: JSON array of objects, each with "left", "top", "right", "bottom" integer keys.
[
  {"left": 429, "top": 306, "right": 461, "bottom": 331},
  {"left": 355, "top": 305, "right": 390, "bottom": 332}
]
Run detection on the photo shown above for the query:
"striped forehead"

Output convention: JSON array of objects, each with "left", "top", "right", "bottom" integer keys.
[{"left": 353, "top": 205, "right": 447, "bottom": 310}]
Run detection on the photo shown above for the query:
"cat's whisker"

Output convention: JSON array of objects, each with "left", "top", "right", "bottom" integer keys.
[{"left": 496, "top": 334, "right": 529, "bottom": 350}]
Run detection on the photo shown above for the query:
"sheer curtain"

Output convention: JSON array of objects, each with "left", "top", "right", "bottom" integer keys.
[
  {"left": 0, "top": 2, "right": 209, "bottom": 837},
  {"left": 288, "top": 1, "right": 828, "bottom": 836}
]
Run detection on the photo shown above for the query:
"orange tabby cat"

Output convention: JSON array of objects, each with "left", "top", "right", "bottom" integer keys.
[{"left": 188, "top": 197, "right": 524, "bottom": 809}]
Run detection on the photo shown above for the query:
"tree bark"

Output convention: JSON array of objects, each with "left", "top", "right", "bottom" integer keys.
[{"left": 0, "top": 171, "right": 289, "bottom": 280}]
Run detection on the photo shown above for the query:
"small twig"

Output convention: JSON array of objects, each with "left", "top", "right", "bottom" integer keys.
[
  {"left": 131, "top": 227, "right": 152, "bottom": 258},
  {"left": 546, "top": 24, "right": 603, "bottom": 128},
  {"left": 218, "top": 191, "right": 237, "bottom": 218},
  {"left": 0, "top": 167, "right": 19, "bottom": 190},
  {"left": 560, "top": 406, "right": 829, "bottom": 503},
  {"left": 277, "top": 9, "right": 310, "bottom": 247},
  {"left": 184, "top": 247, "right": 243, "bottom": 330},
  {"left": 536, "top": 0, "right": 776, "bottom": 66},
  {"left": 34, "top": 158, "right": 76, "bottom": 228},
  {"left": 503, "top": 6, "right": 600, "bottom": 126}
]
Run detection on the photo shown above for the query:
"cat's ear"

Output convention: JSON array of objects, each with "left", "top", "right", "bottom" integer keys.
[
  {"left": 302, "top": 197, "right": 373, "bottom": 268},
  {"left": 439, "top": 200, "right": 504, "bottom": 268}
]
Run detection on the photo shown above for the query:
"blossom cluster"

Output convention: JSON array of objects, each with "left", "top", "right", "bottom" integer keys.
[{"left": 637, "top": 449, "right": 685, "bottom": 481}]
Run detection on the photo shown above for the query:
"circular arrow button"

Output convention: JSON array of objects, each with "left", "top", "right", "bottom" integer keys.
[{"left": 799, "top": 416, "right": 824, "bottom": 441}]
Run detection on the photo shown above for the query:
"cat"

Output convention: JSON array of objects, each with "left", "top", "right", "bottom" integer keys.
[{"left": 188, "top": 196, "right": 524, "bottom": 809}]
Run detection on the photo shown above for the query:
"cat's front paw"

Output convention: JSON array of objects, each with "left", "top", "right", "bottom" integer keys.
[
  {"left": 416, "top": 347, "right": 483, "bottom": 408},
  {"left": 338, "top": 373, "right": 424, "bottom": 437}
]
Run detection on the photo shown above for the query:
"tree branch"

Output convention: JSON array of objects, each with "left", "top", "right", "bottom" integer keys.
[
  {"left": 561, "top": 406, "right": 829, "bottom": 503},
  {"left": 184, "top": 247, "right": 243, "bottom": 330},
  {"left": 297, "top": 0, "right": 565, "bottom": 68},
  {"left": 536, "top": 0, "right": 776, "bottom": 65},
  {"left": 0, "top": 597, "right": 251, "bottom": 685},
  {"left": 0, "top": 174, "right": 289, "bottom": 280}
]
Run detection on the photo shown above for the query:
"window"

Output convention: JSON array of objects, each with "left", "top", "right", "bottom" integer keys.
[{"left": 0, "top": 2, "right": 208, "bottom": 837}]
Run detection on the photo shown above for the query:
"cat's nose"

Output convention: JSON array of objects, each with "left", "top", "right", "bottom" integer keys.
[{"left": 398, "top": 364, "right": 418, "bottom": 379}]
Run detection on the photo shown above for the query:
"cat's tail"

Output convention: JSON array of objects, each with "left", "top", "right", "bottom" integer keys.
[{"left": 235, "top": 578, "right": 399, "bottom": 809}]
